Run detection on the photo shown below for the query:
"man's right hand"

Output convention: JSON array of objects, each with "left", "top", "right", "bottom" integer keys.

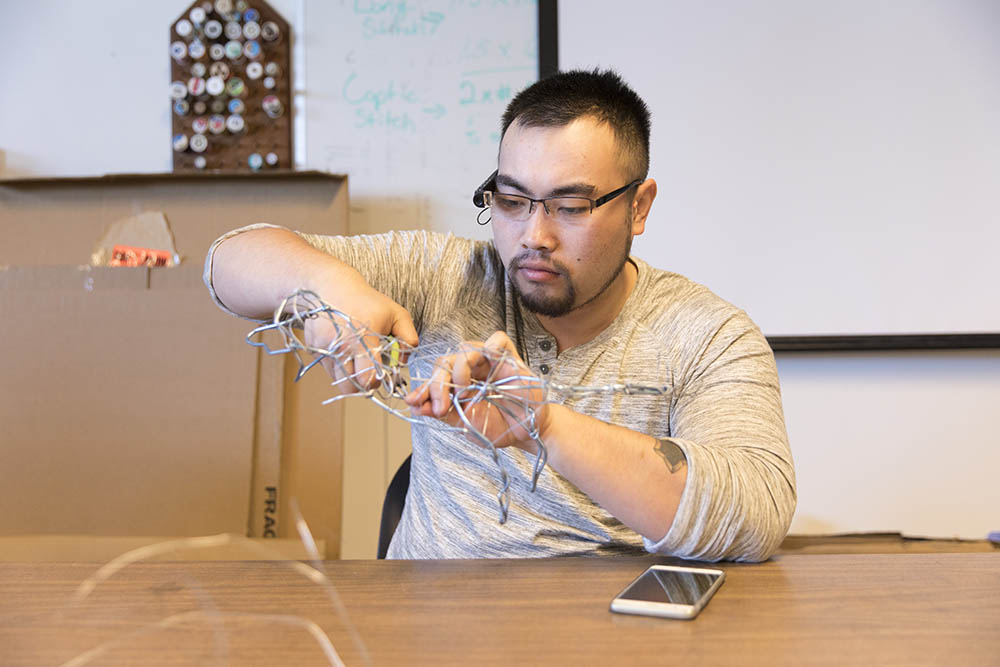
[
  {"left": 210, "top": 227, "right": 420, "bottom": 395},
  {"left": 303, "top": 285, "right": 419, "bottom": 396}
]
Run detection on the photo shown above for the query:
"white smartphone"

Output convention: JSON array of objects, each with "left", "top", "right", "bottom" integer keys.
[{"left": 610, "top": 564, "right": 726, "bottom": 620}]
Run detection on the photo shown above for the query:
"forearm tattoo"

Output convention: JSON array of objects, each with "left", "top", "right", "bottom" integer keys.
[{"left": 653, "top": 438, "right": 687, "bottom": 474}]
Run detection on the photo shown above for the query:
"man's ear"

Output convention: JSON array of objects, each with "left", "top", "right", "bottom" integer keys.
[{"left": 630, "top": 178, "right": 657, "bottom": 236}]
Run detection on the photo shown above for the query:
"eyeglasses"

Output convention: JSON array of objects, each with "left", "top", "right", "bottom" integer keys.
[{"left": 473, "top": 170, "right": 641, "bottom": 225}]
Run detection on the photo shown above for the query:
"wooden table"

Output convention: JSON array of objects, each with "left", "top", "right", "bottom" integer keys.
[{"left": 2, "top": 553, "right": 998, "bottom": 666}]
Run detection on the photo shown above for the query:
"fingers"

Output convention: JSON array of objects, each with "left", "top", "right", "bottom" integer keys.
[
  {"left": 429, "top": 358, "right": 454, "bottom": 416},
  {"left": 425, "top": 346, "right": 482, "bottom": 417},
  {"left": 484, "top": 331, "right": 526, "bottom": 373},
  {"left": 402, "top": 358, "right": 449, "bottom": 417},
  {"left": 303, "top": 307, "right": 396, "bottom": 395},
  {"left": 483, "top": 330, "right": 518, "bottom": 358},
  {"left": 390, "top": 308, "right": 420, "bottom": 349},
  {"left": 402, "top": 349, "right": 460, "bottom": 416},
  {"left": 325, "top": 342, "right": 378, "bottom": 395},
  {"left": 451, "top": 345, "right": 490, "bottom": 389}
]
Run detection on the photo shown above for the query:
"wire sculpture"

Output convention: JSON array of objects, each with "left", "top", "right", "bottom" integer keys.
[{"left": 247, "top": 290, "right": 671, "bottom": 523}]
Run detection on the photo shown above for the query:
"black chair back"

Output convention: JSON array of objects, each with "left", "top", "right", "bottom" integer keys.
[{"left": 377, "top": 454, "right": 411, "bottom": 559}]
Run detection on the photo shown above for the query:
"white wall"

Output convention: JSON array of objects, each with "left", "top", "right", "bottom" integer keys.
[
  {"left": 0, "top": 0, "right": 305, "bottom": 176},
  {"left": 778, "top": 350, "right": 998, "bottom": 538},
  {"left": 3, "top": 2, "right": 997, "bottom": 553}
]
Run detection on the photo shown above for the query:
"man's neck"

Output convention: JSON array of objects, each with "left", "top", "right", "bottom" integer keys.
[{"left": 536, "top": 260, "right": 638, "bottom": 353}]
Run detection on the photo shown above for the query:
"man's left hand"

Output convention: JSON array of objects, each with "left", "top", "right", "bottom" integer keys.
[{"left": 403, "top": 331, "right": 547, "bottom": 451}]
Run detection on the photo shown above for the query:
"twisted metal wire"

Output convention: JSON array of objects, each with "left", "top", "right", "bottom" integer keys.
[{"left": 246, "top": 290, "right": 671, "bottom": 523}]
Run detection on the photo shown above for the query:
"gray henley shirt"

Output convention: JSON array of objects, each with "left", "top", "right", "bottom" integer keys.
[{"left": 205, "top": 225, "right": 796, "bottom": 562}]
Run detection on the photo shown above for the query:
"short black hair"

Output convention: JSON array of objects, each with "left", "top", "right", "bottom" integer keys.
[{"left": 500, "top": 69, "right": 651, "bottom": 180}]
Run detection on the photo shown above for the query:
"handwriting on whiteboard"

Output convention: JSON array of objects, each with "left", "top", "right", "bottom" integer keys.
[{"left": 309, "top": 0, "right": 538, "bottom": 235}]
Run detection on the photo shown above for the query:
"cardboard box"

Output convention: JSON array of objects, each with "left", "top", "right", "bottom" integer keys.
[{"left": 0, "top": 172, "right": 348, "bottom": 559}]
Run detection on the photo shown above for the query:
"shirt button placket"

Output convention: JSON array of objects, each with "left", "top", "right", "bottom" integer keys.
[{"left": 537, "top": 338, "right": 554, "bottom": 375}]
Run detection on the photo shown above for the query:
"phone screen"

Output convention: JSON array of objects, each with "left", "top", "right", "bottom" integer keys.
[{"left": 617, "top": 568, "right": 721, "bottom": 606}]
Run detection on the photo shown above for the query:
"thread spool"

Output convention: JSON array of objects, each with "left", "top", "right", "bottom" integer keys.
[
  {"left": 205, "top": 75, "right": 225, "bottom": 96},
  {"left": 204, "top": 20, "right": 223, "bottom": 39},
  {"left": 208, "top": 114, "right": 226, "bottom": 134},
  {"left": 226, "top": 114, "right": 246, "bottom": 134},
  {"left": 188, "top": 40, "right": 207, "bottom": 60},
  {"left": 260, "top": 21, "right": 279, "bottom": 42},
  {"left": 170, "top": 41, "right": 187, "bottom": 61},
  {"left": 225, "top": 40, "right": 243, "bottom": 60},
  {"left": 190, "top": 133, "right": 209, "bottom": 153},
  {"left": 243, "top": 40, "right": 261, "bottom": 60}
]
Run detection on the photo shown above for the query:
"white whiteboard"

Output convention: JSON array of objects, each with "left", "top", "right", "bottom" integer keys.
[
  {"left": 561, "top": 0, "right": 1000, "bottom": 337},
  {"left": 304, "top": 0, "right": 538, "bottom": 240}
]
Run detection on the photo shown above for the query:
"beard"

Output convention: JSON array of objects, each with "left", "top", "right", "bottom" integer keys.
[
  {"left": 510, "top": 211, "right": 634, "bottom": 318},
  {"left": 509, "top": 255, "right": 577, "bottom": 316}
]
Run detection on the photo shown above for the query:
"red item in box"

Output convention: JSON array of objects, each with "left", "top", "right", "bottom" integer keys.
[{"left": 110, "top": 245, "right": 171, "bottom": 267}]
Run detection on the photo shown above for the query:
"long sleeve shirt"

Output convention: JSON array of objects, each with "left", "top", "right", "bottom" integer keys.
[{"left": 205, "top": 226, "right": 796, "bottom": 561}]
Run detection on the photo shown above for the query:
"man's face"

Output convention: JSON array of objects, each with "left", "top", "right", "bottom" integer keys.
[{"left": 492, "top": 116, "right": 639, "bottom": 318}]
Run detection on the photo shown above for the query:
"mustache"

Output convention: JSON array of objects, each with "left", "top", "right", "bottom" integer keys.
[{"left": 509, "top": 252, "right": 569, "bottom": 276}]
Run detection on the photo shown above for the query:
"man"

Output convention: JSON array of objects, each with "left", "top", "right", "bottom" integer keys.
[{"left": 206, "top": 69, "right": 795, "bottom": 561}]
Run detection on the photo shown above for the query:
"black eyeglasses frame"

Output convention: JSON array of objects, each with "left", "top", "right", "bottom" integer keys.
[{"left": 473, "top": 169, "right": 642, "bottom": 214}]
